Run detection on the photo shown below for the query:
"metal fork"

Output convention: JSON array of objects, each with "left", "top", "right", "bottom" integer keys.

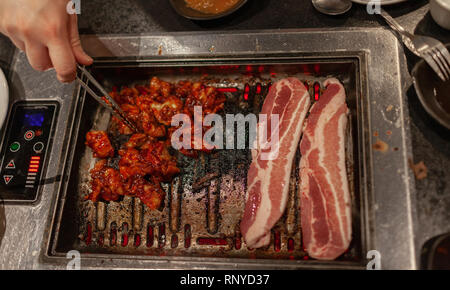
[{"left": 379, "top": 9, "right": 450, "bottom": 82}]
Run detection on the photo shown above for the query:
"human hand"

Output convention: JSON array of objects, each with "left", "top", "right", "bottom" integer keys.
[{"left": 0, "top": 0, "right": 93, "bottom": 82}]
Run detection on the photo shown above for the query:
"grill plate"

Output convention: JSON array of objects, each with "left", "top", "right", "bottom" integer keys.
[{"left": 49, "top": 60, "right": 367, "bottom": 268}]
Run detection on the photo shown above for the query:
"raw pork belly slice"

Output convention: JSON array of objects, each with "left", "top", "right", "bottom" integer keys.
[
  {"left": 241, "top": 78, "right": 311, "bottom": 248},
  {"left": 299, "top": 78, "right": 351, "bottom": 260}
]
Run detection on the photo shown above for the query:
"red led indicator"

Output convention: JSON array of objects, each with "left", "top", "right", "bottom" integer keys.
[
  {"left": 235, "top": 237, "right": 242, "bottom": 250},
  {"left": 28, "top": 156, "right": 41, "bottom": 173},
  {"left": 256, "top": 83, "right": 262, "bottom": 94},
  {"left": 184, "top": 224, "right": 191, "bottom": 248},
  {"left": 274, "top": 232, "right": 281, "bottom": 252},
  {"left": 121, "top": 233, "right": 129, "bottom": 247},
  {"left": 243, "top": 84, "right": 250, "bottom": 100},
  {"left": 24, "top": 130, "right": 35, "bottom": 141},
  {"left": 3, "top": 175, "right": 13, "bottom": 184},
  {"left": 197, "top": 238, "right": 228, "bottom": 246},
  {"left": 158, "top": 224, "right": 166, "bottom": 248},
  {"left": 288, "top": 238, "right": 294, "bottom": 252},
  {"left": 85, "top": 223, "right": 92, "bottom": 246},
  {"left": 134, "top": 234, "right": 141, "bottom": 247},
  {"left": 98, "top": 234, "right": 104, "bottom": 246},
  {"left": 314, "top": 82, "right": 320, "bottom": 101},
  {"left": 216, "top": 87, "right": 238, "bottom": 93},
  {"left": 5, "top": 160, "right": 15, "bottom": 169},
  {"left": 146, "top": 225, "right": 154, "bottom": 248},
  {"left": 314, "top": 64, "right": 321, "bottom": 73}
]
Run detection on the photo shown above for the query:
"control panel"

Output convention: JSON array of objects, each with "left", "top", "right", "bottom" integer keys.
[{"left": 0, "top": 101, "right": 59, "bottom": 202}]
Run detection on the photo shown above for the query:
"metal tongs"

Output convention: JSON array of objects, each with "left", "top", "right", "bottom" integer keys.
[{"left": 76, "top": 65, "right": 139, "bottom": 132}]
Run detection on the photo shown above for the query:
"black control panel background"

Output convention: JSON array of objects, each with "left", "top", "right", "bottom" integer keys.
[{"left": 0, "top": 101, "right": 59, "bottom": 202}]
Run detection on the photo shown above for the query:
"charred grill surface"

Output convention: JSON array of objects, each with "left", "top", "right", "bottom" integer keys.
[{"left": 50, "top": 61, "right": 364, "bottom": 266}]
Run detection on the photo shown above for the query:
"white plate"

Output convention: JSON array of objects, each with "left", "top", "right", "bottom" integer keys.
[
  {"left": 0, "top": 68, "right": 9, "bottom": 130},
  {"left": 351, "top": 0, "right": 408, "bottom": 5}
]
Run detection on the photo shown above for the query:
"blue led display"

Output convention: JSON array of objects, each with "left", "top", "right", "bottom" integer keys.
[{"left": 24, "top": 112, "right": 45, "bottom": 127}]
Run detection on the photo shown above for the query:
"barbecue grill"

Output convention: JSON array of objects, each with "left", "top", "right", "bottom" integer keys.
[{"left": 0, "top": 29, "right": 418, "bottom": 269}]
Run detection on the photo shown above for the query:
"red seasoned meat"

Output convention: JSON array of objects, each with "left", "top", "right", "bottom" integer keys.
[
  {"left": 299, "top": 78, "right": 351, "bottom": 260},
  {"left": 85, "top": 131, "right": 115, "bottom": 158},
  {"left": 240, "top": 78, "right": 311, "bottom": 248}
]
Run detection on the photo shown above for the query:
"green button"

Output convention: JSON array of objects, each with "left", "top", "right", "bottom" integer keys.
[{"left": 10, "top": 142, "right": 20, "bottom": 152}]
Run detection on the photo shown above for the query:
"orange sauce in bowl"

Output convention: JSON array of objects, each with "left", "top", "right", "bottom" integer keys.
[{"left": 184, "top": 0, "right": 241, "bottom": 14}]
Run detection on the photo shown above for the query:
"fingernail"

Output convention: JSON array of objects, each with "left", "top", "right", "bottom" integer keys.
[{"left": 57, "top": 75, "right": 73, "bottom": 83}]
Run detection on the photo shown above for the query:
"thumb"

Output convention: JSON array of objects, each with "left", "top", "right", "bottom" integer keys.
[{"left": 69, "top": 14, "right": 93, "bottom": 66}]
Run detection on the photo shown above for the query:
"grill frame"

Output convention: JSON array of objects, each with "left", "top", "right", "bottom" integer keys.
[
  {"left": 45, "top": 56, "right": 369, "bottom": 269},
  {"left": 29, "top": 30, "right": 417, "bottom": 270}
]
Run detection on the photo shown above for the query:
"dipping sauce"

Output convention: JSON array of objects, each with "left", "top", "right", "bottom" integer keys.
[
  {"left": 434, "top": 79, "right": 450, "bottom": 114},
  {"left": 185, "top": 0, "right": 241, "bottom": 14}
]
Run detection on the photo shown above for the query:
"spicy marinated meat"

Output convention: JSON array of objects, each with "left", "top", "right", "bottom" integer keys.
[
  {"left": 183, "top": 82, "right": 226, "bottom": 117},
  {"left": 138, "top": 111, "right": 167, "bottom": 137},
  {"left": 87, "top": 160, "right": 166, "bottom": 210},
  {"left": 136, "top": 95, "right": 184, "bottom": 126},
  {"left": 85, "top": 77, "right": 226, "bottom": 210},
  {"left": 119, "top": 134, "right": 179, "bottom": 180},
  {"left": 85, "top": 131, "right": 115, "bottom": 158},
  {"left": 110, "top": 77, "right": 225, "bottom": 156},
  {"left": 109, "top": 86, "right": 138, "bottom": 105},
  {"left": 149, "top": 76, "right": 172, "bottom": 100},
  {"left": 124, "top": 133, "right": 149, "bottom": 149},
  {"left": 127, "top": 176, "right": 166, "bottom": 210},
  {"left": 87, "top": 160, "right": 125, "bottom": 202},
  {"left": 118, "top": 140, "right": 179, "bottom": 181},
  {"left": 167, "top": 123, "right": 213, "bottom": 158},
  {"left": 111, "top": 103, "right": 166, "bottom": 137}
]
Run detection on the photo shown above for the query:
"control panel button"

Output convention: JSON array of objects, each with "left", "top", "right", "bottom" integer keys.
[
  {"left": 5, "top": 160, "right": 16, "bottom": 169},
  {"left": 33, "top": 142, "right": 45, "bottom": 153},
  {"left": 10, "top": 142, "right": 20, "bottom": 152},
  {"left": 0, "top": 102, "right": 58, "bottom": 202},
  {"left": 24, "top": 130, "right": 35, "bottom": 141},
  {"left": 3, "top": 175, "right": 13, "bottom": 185}
]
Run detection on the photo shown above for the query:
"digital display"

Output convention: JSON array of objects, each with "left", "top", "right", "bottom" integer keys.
[
  {"left": 0, "top": 101, "right": 59, "bottom": 202},
  {"left": 24, "top": 111, "right": 45, "bottom": 127}
]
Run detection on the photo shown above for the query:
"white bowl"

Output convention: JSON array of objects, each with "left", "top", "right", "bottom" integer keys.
[
  {"left": 0, "top": 68, "right": 8, "bottom": 130},
  {"left": 430, "top": 0, "right": 450, "bottom": 30}
]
